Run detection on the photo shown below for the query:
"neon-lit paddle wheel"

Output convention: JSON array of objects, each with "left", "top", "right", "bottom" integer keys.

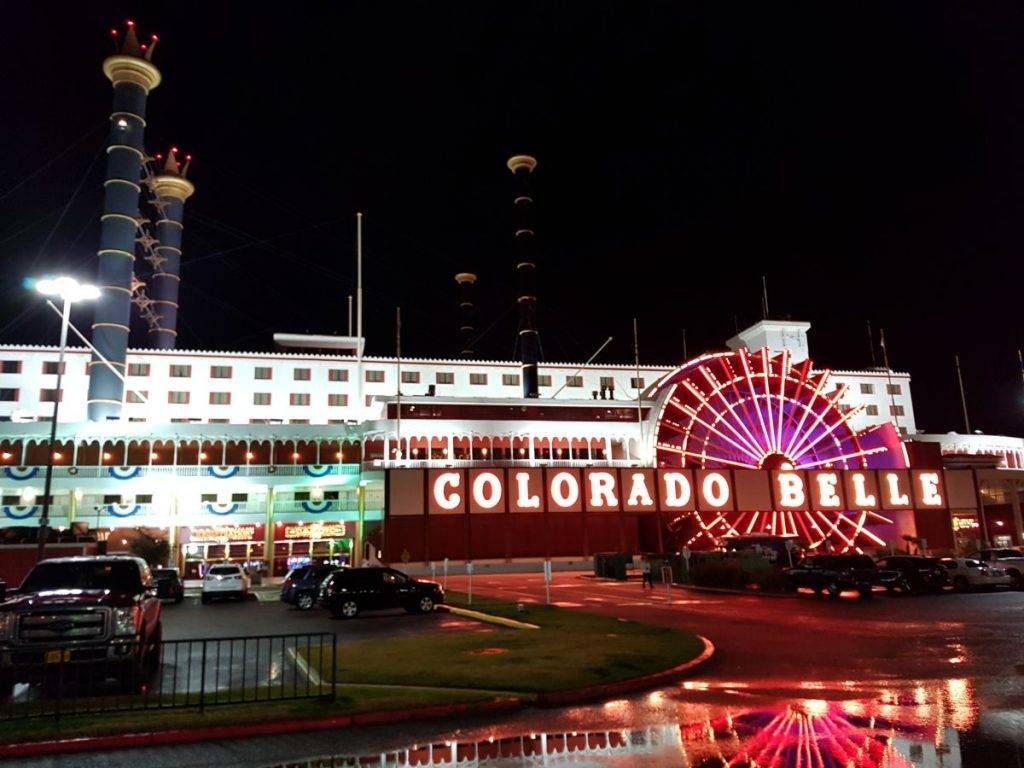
[{"left": 650, "top": 348, "right": 906, "bottom": 551}]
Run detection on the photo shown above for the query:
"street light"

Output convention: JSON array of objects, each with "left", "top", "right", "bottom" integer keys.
[{"left": 33, "top": 276, "right": 99, "bottom": 561}]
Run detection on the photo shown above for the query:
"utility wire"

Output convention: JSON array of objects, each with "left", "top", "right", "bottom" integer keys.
[{"left": 0, "top": 121, "right": 105, "bottom": 205}]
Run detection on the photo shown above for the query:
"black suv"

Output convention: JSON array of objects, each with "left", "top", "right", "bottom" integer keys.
[
  {"left": 281, "top": 564, "right": 342, "bottom": 611},
  {"left": 875, "top": 555, "right": 948, "bottom": 594},
  {"left": 152, "top": 568, "right": 185, "bottom": 603},
  {"left": 319, "top": 567, "right": 444, "bottom": 619},
  {"left": 785, "top": 554, "right": 900, "bottom": 598}
]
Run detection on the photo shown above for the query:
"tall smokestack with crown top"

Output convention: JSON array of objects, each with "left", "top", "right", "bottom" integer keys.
[
  {"left": 507, "top": 154, "right": 540, "bottom": 398},
  {"left": 87, "top": 20, "right": 161, "bottom": 420},
  {"left": 147, "top": 147, "right": 194, "bottom": 348},
  {"left": 455, "top": 272, "right": 477, "bottom": 358}
]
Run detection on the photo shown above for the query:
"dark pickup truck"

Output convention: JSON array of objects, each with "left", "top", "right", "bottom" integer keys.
[
  {"left": 784, "top": 554, "right": 901, "bottom": 598},
  {"left": 0, "top": 556, "right": 163, "bottom": 697}
]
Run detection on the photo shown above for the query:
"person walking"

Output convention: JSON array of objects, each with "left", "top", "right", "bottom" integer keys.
[{"left": 641, "top": 557, "right": 653, "bottom": 589}]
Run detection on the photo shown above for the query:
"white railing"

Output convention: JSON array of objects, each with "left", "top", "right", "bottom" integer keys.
[
  {"left": 33, "top": 464, "right": 361, "bottom": 480},
  {"left": 367, "top": 458, "right": 644, "bottom": 470}
]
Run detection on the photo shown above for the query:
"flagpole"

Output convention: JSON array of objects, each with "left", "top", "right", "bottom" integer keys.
[
  {"left": 633, "top": 318, "right": 644, "bottom": 462},
  {"left": 396, "top": 306, "right": 402, "bottom": 463},
  {"left": 879, "top": 328, "right": 901, "bottom": 434},
  {"left": 955, "top": 354, "right": 971, "bottom": 433}
]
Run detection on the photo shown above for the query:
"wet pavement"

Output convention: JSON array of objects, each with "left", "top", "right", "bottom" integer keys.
[{"left": 6, "top": 571, "right": 1024, "bottom": 767}]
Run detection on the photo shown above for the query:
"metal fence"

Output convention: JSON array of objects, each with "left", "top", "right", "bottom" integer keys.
[{"left": 0, "top": 631, "right": 336, "bottom": 721}]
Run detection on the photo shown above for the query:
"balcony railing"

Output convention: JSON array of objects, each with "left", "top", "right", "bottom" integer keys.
[
  {"left": 9, "top": 464, "right": 362, "bottom": 480},
  {"left": 367, "top": 458, "right": 644, "bottom": 470}
]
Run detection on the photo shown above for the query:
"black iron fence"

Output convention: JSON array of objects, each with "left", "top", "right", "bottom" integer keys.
[{"left": 0, "top": 631, "right": 336, "bottom": 721}]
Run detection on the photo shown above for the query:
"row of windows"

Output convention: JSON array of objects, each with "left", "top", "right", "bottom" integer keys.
[
  {"left": 160, "top": 392, "right": 351, "bottom": 406},
  {"left": 858, "top": 382, "right": 903, "bottom": 396}
]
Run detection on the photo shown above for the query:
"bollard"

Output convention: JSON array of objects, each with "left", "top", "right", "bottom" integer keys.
[
  {"left": 466, "top": 561, "right": 474, "bottom": 605},
  {"left": 661, "top": 565, "right": 673, "bottom": 600}
]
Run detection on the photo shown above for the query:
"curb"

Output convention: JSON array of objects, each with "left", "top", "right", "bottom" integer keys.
[
  {"left": 674, "top": 583, "right": 801, "bottom": 599},
  {"left": 437, "top": 604, "right": 540, "bottom": 630},
  {"left": 535, "top": 634, "right": 715, "bottom": 707},
  {"left": 0, "top": 696, "right": 524, "bottom": 760}
]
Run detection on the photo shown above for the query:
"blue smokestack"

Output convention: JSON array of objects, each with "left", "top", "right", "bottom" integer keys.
[
  {"left": 507, "top": 155, "right": 540, "bottom": 398},
  {"left": 87, "top": 21, "right": 161, "bottom": 420},
  {"left": 147, "top": 149, "right": 194, "bottom": 348}
]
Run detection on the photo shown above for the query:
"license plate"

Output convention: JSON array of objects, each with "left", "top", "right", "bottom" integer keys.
[{"left": 45, "top": 650, "right": 71, "bottom": 664}]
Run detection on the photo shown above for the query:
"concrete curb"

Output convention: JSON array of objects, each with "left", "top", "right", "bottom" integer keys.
[
  {"left": 0, "top": 696, "right": 525, "bottom": 760},
  {"left": 437, "top": 604, "right": 540, "bottom": 630},
  {"left": 673, "top": 583, "right": 801, "bottom": 599},
  {"left": 535, "top": 634, "right": 715, "bottom": 707}
]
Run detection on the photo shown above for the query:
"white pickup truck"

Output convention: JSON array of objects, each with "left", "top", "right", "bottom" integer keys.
[{"left": 972, "top": 548, "right": 1024, "bottom": 589}]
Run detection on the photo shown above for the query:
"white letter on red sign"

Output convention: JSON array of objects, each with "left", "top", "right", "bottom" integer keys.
[
  {"left": 702, "top": 473, "right": 730, "bottom": 508},
  {"left": 777, "top": 472, "right": 805, "bottom": 508},
  {"left": 918, "top": 472, "right": 943, "bottom": 506},
  {"left": 550, "top": 471, "right": 580, "bottom": 509},
  {"left": 433, "top": 472, "right": 462, "bottom": 510},
  {"left": 883, "top": 472, "right": 910, "bottom": 506},
  {"left": 472, "top": 472, "right": 502, "bottom": 510},
  {"left": 627, "top": 473, "right": 655, "bottom": 507},
  {"left": 514, "top": 472, "right": 540, "bottom": 509},
  {"left": 816, "top": 473, "right": 841, "bottom": 508},
  {"left": 850, "top": 472, "right": 876, "bottom": 508},
  {"left": 587, "top": 471, "right": 618, "bottom": 508},
  {"left": 662, "top": 472, "right": 692, "bottom": 508}
]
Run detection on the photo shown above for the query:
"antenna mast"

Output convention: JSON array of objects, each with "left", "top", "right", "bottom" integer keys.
[
  {"left": 634, "top": 318, "right": 644, "bottom": 462},
  {"left": 356, "top": 212, "right": 363, "bottom": 414},
  {"left": 955, "top": 354, "right": 971, "bottom": 433},
  {"left": 396, "top": 306, "right": 402, "bottom": 462}
]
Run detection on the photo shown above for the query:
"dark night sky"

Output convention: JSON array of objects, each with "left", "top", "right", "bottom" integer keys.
[{"left": 2, "top": 3, "right": 1023, "bottom": 435}]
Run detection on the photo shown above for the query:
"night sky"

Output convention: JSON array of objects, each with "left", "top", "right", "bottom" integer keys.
[{"left": 2, "top": 3, "right": 1023, "bottom": 435}]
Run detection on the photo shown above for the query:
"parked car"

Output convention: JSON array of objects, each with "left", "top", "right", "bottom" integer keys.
[
  {"left": 0, "top": 555, "right": 162, "bottom": 696},
  {"left": 940, "top": 557, "right": 1013, "bottom": 591},
  {"left": 200, "top": 563, "right": 250, "bottom": 603},
  {"left": 152, "top": 567, "right": 185, "bottom": 603},
  {"left": 281, "top": 564, "right": 342, "bottom": 610},
  {"left": 784, "top": 554, "right": 900, "bottom": 598},
  {"left": 319, "top": 567, "right": 444, "bottom": 619},
  {"left": 971, "top": 549, "right": 1024, "bottom": 588},
  {"left": 875, "top": 555, "right": 949, "bottom": 594}
]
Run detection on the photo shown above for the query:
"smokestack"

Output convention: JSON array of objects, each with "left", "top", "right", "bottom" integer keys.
[
  {"left": 454, "top": 272, "right": 477, "bottom": 358},
  {"left": 87, "top": 20, "right": 161, "bottom": 420},
  {"left": 507, "top": 154, "right": 540, "bottom": 398},
  {"left": 146, "top": 147, "right": 195, "bottom": 348}
]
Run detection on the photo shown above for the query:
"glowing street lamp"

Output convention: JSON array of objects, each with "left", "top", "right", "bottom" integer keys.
[{"left": 33, "top": 276, "right": 99, "bottom": 561}]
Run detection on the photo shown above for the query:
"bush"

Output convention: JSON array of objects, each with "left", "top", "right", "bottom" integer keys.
[{"left": 687, "top": 551, "right": 786, "bottom": 591}]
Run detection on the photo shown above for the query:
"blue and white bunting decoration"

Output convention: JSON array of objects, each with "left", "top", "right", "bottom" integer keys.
[
  {"left": 207, "top": 466, "right": 239, "bottom": 479},
  {"left": 205, "top": 502, "right": 239, "bottom": 516},
  {"left": 302, "top": 465, "right": 334, "bottom": 478},
  {"left": 300, "top": 499, "right": 332, "bottom": 514},
  {"left": 3, "top": 466, "right": 39, "bottom": 482},
  {"left": 105, "top": 504, "right": 141, "bottom": 518},
  {"left": 2, "top": 505, "right": 37, "bottom": 520},
  {"left": 108, "top": 466, "right": 141, "bottom": 481}
]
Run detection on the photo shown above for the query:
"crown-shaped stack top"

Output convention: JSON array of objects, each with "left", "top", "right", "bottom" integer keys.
[
  {"left": 150, "top": 148, "right": 196, "bottom": 200},
  {"left": 110, "top": 19, "right": 159, "bottom": 62},
  {"left": 154, "top": 147, "right": 192, "bottom": 179}
]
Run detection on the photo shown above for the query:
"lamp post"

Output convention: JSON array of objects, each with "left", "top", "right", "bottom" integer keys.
[{"left": 34, "top": 276, "right": 100, "bottom": 562}]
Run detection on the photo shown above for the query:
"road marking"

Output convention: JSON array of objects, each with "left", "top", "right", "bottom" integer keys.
[{"left": 287, "top": 644, "right": 323, "bottom": 687}]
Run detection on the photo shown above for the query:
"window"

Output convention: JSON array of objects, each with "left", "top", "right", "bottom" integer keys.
[
  {"left": 890, "top": 405, "right": 905, "bottom": 417},
  {"left": 469, "top": 373, "right": 488, "bottom": 385},
  {"left": 566, "top": 375, "right": 583, "bottom": 388},
  {"left": 328, "top": 369, "right": 348, "bottom": 382},
  {"left": 127, "top": 390, "right": 148, "bottom": 404},
  {"left": 0, "top": 361, "right": 20, "bottom": 374},
  {"left": 839, "top": 403, "right": 852, "bottom": 413},
  {"left": 209, "top": 392, "right": 231, "bottom": 405},
  {"left": 1, "top": 496, "right": 18, "bottom": 505},
  {"left": 289, "top": 419, "right": 309, "bottom": 424},
  {"left": 103, "top": 495, "right": 123, "bottom": 504},
  {"left": 365, "top": 395, "right": 374, "bottom": 407},
  {"left": 231, "top": 493, "right": 248, "bottom": 503},
  {"left": 210, "top": 365, "right": 232, "bottom": 379},
  {"left": 170, "top": 364, "right": 191, "bottom": 378},
  {"left": 538, "top": 374, "right": 552, "bottom": 387},
  {"left": 254, "top": 367, "right": 272, "bottom": 380},
  {"left": 209, "top": 418, "right": 229, "bottom": 424},
  {"left": 328, "top": 394, "right": 348, "bottom": 407},
  {"left": 290, "top": 393, "right": 310, "bottom": 406},
  {"left": 39, "top": 389, "right": 62, "bottom": 403},
  {"left": 599, "top": 376, "right": 615, "bottom": 388},
  {"left": 294, "top": 491, "right": 310, "bottom": 502},
  {"left": 136, "top": 494, "right": 153, "bottom": 504},
  {"left": 886, "top": 383, "right": 902, "bottom": 396},
  {"left": 630, "top": 377, "right": 645, "bottom": 389},
  {"left": 0, "top": 389, "right": 18, "bottom": 402},
  {"left": 171, "top": 418, "right": 189, "bottom": 423},
  {"left": 859, "top": 383, "right": 874, "bottom": 395},
  {"left": 294, "top": 368, "right": 311, "bottom": 381},
  {"left": 366, "top": 370, "right": 384, "bottom": 383},
  {"left": 168, "top": 391, "right": 190, "bottom": 404},
  {"left": 253, "top": 392, "right": 272, "bottom": 405},
  {"left": 200, "top": 494, "right": 217, "bottom": 503},
  {"left": 42, "top": 362, "right": 65, "bottom": 375},
  {"left": 401, "top": 371, "right": 420, "bottom": 384},
  {"left": 436, "top": 372, "right": 454, "bottom": 385},
  {"left": 128, "top": 363, "right": 150, "bottom": 376},
  {"left": 502, "top": 373, "right": 520, "bottom": 386},
  {"left": 865, "top": 404, "right": 879, "bottom": 416}
]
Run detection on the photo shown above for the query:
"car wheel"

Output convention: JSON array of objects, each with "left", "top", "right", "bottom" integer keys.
[
  {"left": 416, "top": 596, "right": 435, "bottom": 614},
  {"left": 201, "top": 593, "right": 210, "bottom": 604},
  {"left": 335, "top": 600, "right": 359, "bottom": 619},
  {"left": 1008, "top": 570, "right": 1023, "bottom": 590},
  {"left": 857, "top": 586, "right": 873, "bottom": 599},
  {"left": 296, "top": 593, "right": 315, "bottom": 611},
  {"left": 826, "top": 582, "right": 841, "bottom": 599},
  {"left": 953, "top": 576, "right": 970, "bottom": 592},
  {"left": 174, "top": 592, "right": 184, "bottom": 605}
]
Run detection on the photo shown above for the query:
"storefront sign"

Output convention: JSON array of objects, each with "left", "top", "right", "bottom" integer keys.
[
  {"left": 399, "top": 467, "right": 967, "bottom": 516},
  {"left": 283, "top": 521, "right": 347, "bottom": 540},
  {"left": 190, "top": 525, "right": 258, "bottom": 542},
  {"left": 952, "top": 515, "right": 980, "bottom": 532}
]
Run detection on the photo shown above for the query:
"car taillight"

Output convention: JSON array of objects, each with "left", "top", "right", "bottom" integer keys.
[{"left": 283, "top": 579, "right": 293, "bottom": 589}]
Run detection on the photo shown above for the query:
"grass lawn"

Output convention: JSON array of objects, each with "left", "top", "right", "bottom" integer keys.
[{"left": 309, "top": 591, "right": 704, "bottom": 694}]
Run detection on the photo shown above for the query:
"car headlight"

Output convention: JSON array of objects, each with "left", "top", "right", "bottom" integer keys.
[
  {"left": 113, "top": 606, "right": 140, "bottom": 637},
  {"left": 0, "top": 613, "right": 14, "bottom": 641}
]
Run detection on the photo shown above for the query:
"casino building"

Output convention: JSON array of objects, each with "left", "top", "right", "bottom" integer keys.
[{"left": 0, "top": 21, "right": 1020, "bottom": 582}]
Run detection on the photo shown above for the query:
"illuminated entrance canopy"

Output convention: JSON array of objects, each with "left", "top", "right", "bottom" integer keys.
[{"left": 387, "top": 467, "right": 973, "bottom": 516}]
